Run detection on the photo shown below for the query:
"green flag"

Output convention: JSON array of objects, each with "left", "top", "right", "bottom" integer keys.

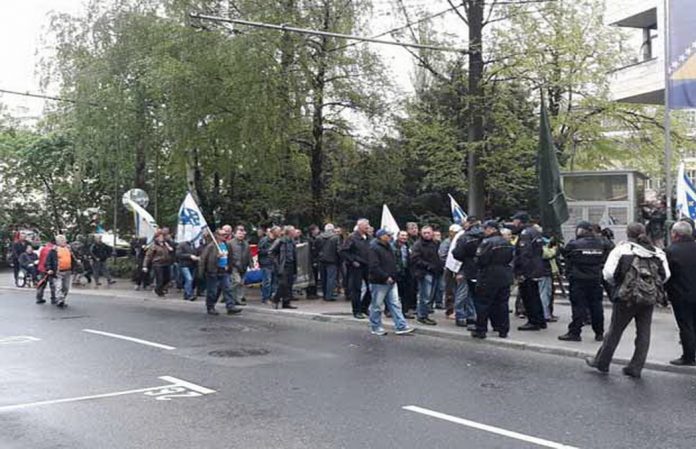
[{"left": 537, "top": 97, "right": 569, "bottom": 237}]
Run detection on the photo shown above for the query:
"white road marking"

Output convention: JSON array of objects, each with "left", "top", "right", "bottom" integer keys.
[
  {"left": 403, "top": 405, "right": 580, "bottom": 449},
  {"left": 82, "top": 329, "right": 176, "bottom": 350},
  {"left": 0, "top": 336, "right": 41, "bottom": 345},
  {"left": 0, "top": 376, "right": 215, "bottom": 412}
]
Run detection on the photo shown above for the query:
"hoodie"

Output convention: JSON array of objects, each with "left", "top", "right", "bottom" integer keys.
[{"left": 602, "top": 240, "right": 671, "bottom": 293}]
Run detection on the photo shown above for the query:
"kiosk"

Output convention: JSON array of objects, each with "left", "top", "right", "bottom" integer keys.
[{"left": 561, "top": 170, "right": 647, "bottom": 243}]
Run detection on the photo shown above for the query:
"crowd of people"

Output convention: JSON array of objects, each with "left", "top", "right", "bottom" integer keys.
[{"left": 9, "top": 210, "right": 696, "bottom": 378}]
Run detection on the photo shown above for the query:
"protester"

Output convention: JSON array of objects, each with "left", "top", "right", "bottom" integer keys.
[
  {"left": 143, "top": 230, "right": 175, "bottom": 297},
  {"left": 307, "top": 224, "right": 321, "bottom": 299},
  {"left": 513, "top": 213, "right": 547, "bottom": 331},
  {"left": 90, "top": 234, "right": 115, "bottom": 286},
  {"left": 450, "top": 219, "right": 482, "bottom": 329},
  {"left": 558, "top": 221, "right": 612, "bottom": 342},
  {"left": 317, "top": 224, "right": 340, "bottom": 301},
  {"left": 270, "top": 225, "right": 298, "bottom": 309},
  {"left": 160, "top": 227, "right": 178, "bottom": 291},
  {"left": 406, "top": 222, "right": 419, "bottom": 245},
  {"left": 340, "top": 219, "right": 372, "bottom": 319},
  {"left": 230, "top": 225, "right": 253, "bottom": 306},
  {"left": 367, "top": 229, "right": 415, "bottom": 336},
  {"left": 18, "top": 245, "right": 38, "bottom": 284},
  {"left": 395, "top": 231, "right": 416, "bottom": 319},
  {"left": 198, "top": 229, "right": 241, "bottom": 316},
  {"left": 11, "top": 235, "right": 27, "bottom": 286},
  {"left": 258, "top": 226, "right": 279, "bottom": 304},
  {"left": 586, "top": 223, "right": 670, "bottom": 378},
  {"left": 541, "top": 235, "right": 560, "bottom": 322},
  {"left": 665, "top": 221, "right": 696, "bottom": 366},
  {"left": 36, "top": 240, "right": 57, "bottom": 304},
  {"left": 440, "top": 224, "right": 461, "bottom": 318},
  {"left": 45, "top": 235, "right": 75, "bottom": 308},
  {"left": 132, "top": 237, "right": 150, "bottom": 291},
  {"left": 471, "top": 220, "right": 515, "bottom": 338},
  {"left": 411, "top": 225, "right": 443, "bottom": 326},
  {"left": 176, "top": 239, "right": 199, "bottom": 301}
]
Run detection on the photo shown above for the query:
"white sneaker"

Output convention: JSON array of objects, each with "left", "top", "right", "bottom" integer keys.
[
  {"left": 395, "top": 327, "right": 415, "bottom": 335},
  {"left": 371, "top": 328, "right": 387, "bottom": 336}
]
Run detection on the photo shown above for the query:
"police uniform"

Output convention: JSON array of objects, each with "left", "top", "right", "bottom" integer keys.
[
  {"left": 513, "top": 225, "right": 547, "bottom": 329},
  {"left": 474, "top": 225, "right": 514, "bottom": 337}
]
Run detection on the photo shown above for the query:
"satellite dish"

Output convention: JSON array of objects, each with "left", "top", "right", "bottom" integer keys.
[{"left": 122, "top": 189, "right": 149, "bottom": 210}]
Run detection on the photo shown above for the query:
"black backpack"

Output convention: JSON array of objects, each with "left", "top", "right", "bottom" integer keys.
[{"left": 617, "top": 255, "right": 665, "bottom": 306}]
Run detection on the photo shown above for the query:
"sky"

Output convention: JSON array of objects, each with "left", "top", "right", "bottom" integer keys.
[{"left": 0, "top": 0, "right": 466, "bottom": 124}]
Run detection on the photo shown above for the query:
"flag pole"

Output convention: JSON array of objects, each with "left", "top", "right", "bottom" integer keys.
[{"left": 663, "top": 0, "right": 673, "bottom": 224}]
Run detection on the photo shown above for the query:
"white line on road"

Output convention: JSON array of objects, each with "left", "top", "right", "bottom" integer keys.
[
  {"left": 82, "top": 329, "right": 176, "bottom": 350},
  {"left": 0, "top": 336, "right": 41, "bottom": 345},
  {"left": 0, "top": 376, "right": 216, "bottom": 413},
  {"left": 403, "top": 405, "right": 580, "bottom": 449}
]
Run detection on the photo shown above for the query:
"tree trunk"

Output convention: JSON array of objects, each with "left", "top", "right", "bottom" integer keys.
[{"left": 467, "top": 0, "right": 486, "bottom": 217}]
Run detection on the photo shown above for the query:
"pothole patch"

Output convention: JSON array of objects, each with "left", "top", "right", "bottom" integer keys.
[{"left": 208, "top": 348, "right": 270, "bottom": 358}]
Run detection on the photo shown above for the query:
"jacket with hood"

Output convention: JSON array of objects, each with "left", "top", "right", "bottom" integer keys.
[
  {"left": 317, "top": 231, "right": 341, "bottom": 265},
  {"left": 368, "top": 239, "right": 398, "bottom": 284},
  {"left": 603, "top": 240, "right": 670, "bottom": 302},
  {"left": 410, "top": 238, "right": 443, "bottom": 279}
]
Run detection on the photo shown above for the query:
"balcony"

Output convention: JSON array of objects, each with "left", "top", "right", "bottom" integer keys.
[
  {"left": 605, "top": 0, "right": 657, "bottom": 28},
  {"left": 609, "top": 57, "right": 663, "bottom": 104}
]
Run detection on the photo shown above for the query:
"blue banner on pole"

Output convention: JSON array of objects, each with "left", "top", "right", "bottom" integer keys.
[{"left": 668, "top": 0, "right": 696, "bottom": 109}]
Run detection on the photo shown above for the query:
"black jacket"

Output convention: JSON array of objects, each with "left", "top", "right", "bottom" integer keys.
[
  {"left": 452, "top": 226, "right": 484, "bottom": 279},
  {"left": 271, "top": 237, "right": 297, "bottom": 275},
  {"left": 257, "top": 236, "right": 275, "bottom": 268},
  {"left": 410, "top": 238, "right": 443, "bottom": 279},
  {"left": 476, "top": 233, "right": 514, "bottom": 288},
  {"left": 368, "top": 240, "right": 398, "bottom": 284},
  {"left": 90, "top": 242, "right": 112, "bottom": 262},
  {"left": 175, "top": 241, "right": 197, "bottom": 269},
  {"left": 666, "top": 238, "right": 696, "bottom": 304},
  {"left": 318, "top": 232, "right": 341, "bottom": 265},
  {"left": 339, "top": 232, "right": 371, "bottom": 269},
  {"left": 513, "top": 225, "right": 545, "bottom": 279},
  {"left": 562, "top": 235, "right": 612, "bottom": 281}
]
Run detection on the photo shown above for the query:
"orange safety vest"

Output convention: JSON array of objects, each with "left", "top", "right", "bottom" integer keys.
[{"left": 57, "top": 247, "right": 72, "bottom": 271}]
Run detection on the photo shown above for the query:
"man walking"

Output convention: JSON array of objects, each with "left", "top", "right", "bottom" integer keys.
[
  {"left": 176, "top": 240, "right": 199, "bottom": 301},
  {"left": 317, "top": 224, "right": 340, "bottom": 301},
  {"left": 513, "top": 216, "right": 547, "bottom": 331},
  {"left": 270, "top": 226, "right": 298, "bottom": 309},
  {"left": 258, "top": 226, "right": 278, "bottom": 304},
  {"left": 36, "top": 240, "right": 57, "bottom": 304},
  {"left": 340, "top": 219, "right": 372, "bottom": 319},
  {"left": 471, "top": 221, "right": 515, "bottom": 339},
  {"left": 45, "top": 235, "right": 75, "bottom": 308},
  {"left": 230, "top": 225, "right": 253, "bottom": 306},
  {"left": 411, "top": 226, "right": 443, "bottom": 326},
  {"left": 665, "top": 221, "right": 696, "bottom": 366},
  {"left": 558, "top": 221, "right": 612, "bottom": 342},
  {"left": 198, "top": 229, "right": 242, "bottom": 316},
  {"left": 367, "top": 229, "right": 415, "bottom": 336},
  {"left": 586, "top": 223, "right": 670, "bottom": 378},
  {"left": 90, "top": 234, "right": 115, "bottom": 286},
  {"left": 450, "top": 220, "right": 483, "bottom": 329},
  {"left": 395, "top": 231, "right": 416, "bottom": 319}
]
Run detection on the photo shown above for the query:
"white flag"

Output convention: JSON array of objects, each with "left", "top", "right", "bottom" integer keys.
[
  {"left": 448, "top": 194, "right": 468, "bottom": 224},
  {"left": 380, "top": 204, "right": 400, "bottom": 236},
  {"left": 177, "top": 192, "right": 209, "bottom": 244},
  {"left": 676, "top": 162, "right": 696, "bottom": 219},
  {"left": 125, "top": 198, "right": 158, "bottom": 244}
]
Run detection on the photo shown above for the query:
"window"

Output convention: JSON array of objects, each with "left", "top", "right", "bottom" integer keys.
[{"left": 564, "top": 175, "right": 629, "bottom": 201}]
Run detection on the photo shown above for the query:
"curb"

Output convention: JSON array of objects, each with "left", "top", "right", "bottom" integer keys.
[{"left": 2, "top": 285, "right": 693, "bottom": 377}]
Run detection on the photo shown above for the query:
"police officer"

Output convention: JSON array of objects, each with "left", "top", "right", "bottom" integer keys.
[
  {"left": 472, "top": 220, "right": 515, "bottom": 339},
  {"left": 558, "top": 221, "right": 612, "bottom": 342},
  {"left": 513, "top": 216, "right": 547, "bottom": 331}
]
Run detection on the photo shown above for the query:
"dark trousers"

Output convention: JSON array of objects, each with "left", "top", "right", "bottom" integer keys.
[
  {"left": 206, "top": 273, "right": 234, "bottom": 310},
  {"left": 672, "top": 301, "right": 696, "bottom": 362},
  {"left": 475, "top": 284, "right": 511, "bottom": 334},
  {"left": 347, "top": 266, "right": 370, "bottom": 315},
  {"left": 397, "top": 272, "right": 416, "bottom": 313},
  {"left": 443, "top": 270, "right": 456, "bottom": 316},
  {"left": 153, "top": 265, "right": 171, "bottom": 296},
  {"left": 274, "top": 268, "right": 294, "bottom": 305},
  {"left": 568, "top": 278, "right": 604, "bottom": 337},
  {"left": 519, "top": 279, "right": 545, "bottom": 326},
  {"left": 306, "top": 264, "right": 319, "bottom": 296},
  {"left": 595, "top": 303, "right": 653, "bottom": 374}
]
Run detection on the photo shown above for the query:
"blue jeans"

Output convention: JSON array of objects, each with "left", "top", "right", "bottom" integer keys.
[
  {"left": 417, "top": 274, "right": 435, "bottom": 319},
  {"left": 322, "top": 264, "right": 338, "bottom": 300},
  {"left": 538, "top": 276, "right": 553, "bottom": 320},
  {"left": 206, "top": 273, "right": 235, "bottom": 310},
  {"left": 432, "top": 274, "right": 445, "bottom": 307},
  {"left": 369, "top": 283, "right": 409, "bottom": 331},
  {"left": 261, "top": 266, "right": 275, "bottom": 302},
  {"left": 180, "top": 266, "right": 194, "bottom": 299},
  {"left": 454, "top": 277, "right": 477, "bottom": 321}
]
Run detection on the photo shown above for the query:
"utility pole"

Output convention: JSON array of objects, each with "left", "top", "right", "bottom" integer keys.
[{"left": 467, "top": 0, "right": 486, "bottom": 217}]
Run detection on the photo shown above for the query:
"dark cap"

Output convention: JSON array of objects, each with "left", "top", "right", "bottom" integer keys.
[
  {"left": 375, "top": 229, "right": 391, "bottom": 239},
  {"left": 511, "top": 211, "right": 530, "bottom": 223},
  {"left": 576, "top": 221, "right": 593, "bottom": 232},
  {"left": 483, "top": 220, "right": 500, "bottom": 230}
]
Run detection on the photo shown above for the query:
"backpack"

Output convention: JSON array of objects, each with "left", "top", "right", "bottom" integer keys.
[{"left": 617, "top": 255, "right": 665, "bottom": 306}]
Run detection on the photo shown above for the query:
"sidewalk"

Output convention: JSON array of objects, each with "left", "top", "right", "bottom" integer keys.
[{"left": 3, "top": 272, "right": 692, "bottom": 376}]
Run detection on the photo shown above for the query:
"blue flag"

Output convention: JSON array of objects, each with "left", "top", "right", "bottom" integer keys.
[
  {"left": 676, "top": 163, "right": 696, "bottom": 219},
  {"left": 668, "top": 0, "right": 696, "bottom": 109},
  {"left": 448, "top": 194, "right": 467, "bottom": 224}
]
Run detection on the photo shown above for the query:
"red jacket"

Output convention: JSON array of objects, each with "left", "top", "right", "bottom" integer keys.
[{"left": 38, "top": 243, "right": 55, "bottom": 273}]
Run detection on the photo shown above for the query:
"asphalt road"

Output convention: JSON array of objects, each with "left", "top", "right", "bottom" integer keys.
[{"left": 1, "top": 289, "right": 695, "bottom": 449}]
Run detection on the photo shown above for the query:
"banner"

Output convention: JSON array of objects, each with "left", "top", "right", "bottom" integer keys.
[
  {"left": 676, "top": 162, "right": 696, "bottom": 219},
  {"left": 293, "top": 242, "right": 315, "bottom": 289},
  {"left": 448, "top": 194, "right": 467, "bottom": 224},
  {"left": 380, "top": 204, "right": 401, "bottom": 235},
  {"left": 125, "top": 198, "right": 158, "bottom": 244},
  {"left": 668, "top": 0, "right": 696, "bottom": 109},
  {"left": 176, "top": 192, "right": 209, "bottom": 245}
]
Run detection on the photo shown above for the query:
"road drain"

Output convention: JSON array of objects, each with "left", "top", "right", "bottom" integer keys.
[{"left": 209, "top": 348, "right": 270, "bottom": 358}]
